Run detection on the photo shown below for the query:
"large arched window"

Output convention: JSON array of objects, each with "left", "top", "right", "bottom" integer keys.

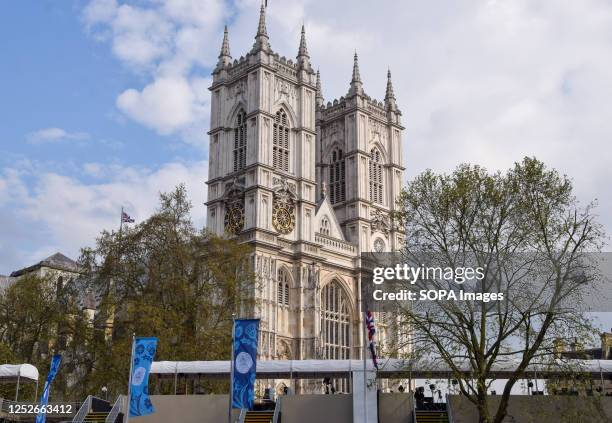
[
  {"left": 278, "top": 268, "right": 290, "bottom": 307},
  {"left": 233, "top": 110, "right": 247, "bottom": 172},
  {"left": 329, "top": 149, "right": 346, "bottom": 204},
  {"left": 369, "top": 148, "right": 383, "bottom": 204},
  {"left": 321, "top": 281, "right": 351, "bottom": 360},
  {"left": 273, "top": 110, "right": 290, "bottom": 172},
  {"left": 321, "top": 280, "right": 351, "bottom": 393}
]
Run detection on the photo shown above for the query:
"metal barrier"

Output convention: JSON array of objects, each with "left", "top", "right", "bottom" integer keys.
[
  {"left": 106, "top": 395, "right": 124, "bottom": 423},
  {"left": 71, "top": 395, "right": 92, "bottom": 422}
]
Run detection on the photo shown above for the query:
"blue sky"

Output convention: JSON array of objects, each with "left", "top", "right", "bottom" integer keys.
[{"left": 1, "top": 0, "right": 612, "bottom": 282}]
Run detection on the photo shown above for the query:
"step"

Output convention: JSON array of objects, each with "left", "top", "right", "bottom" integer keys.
[
  {"left": 83, "top": 411, "right": 110, "bottom": 422},
  {"left": 415, "top": 411, "right": 449, "bottom": 423},
  {"left": 244, "top": 411, "right": 274, "bottom": 423}
]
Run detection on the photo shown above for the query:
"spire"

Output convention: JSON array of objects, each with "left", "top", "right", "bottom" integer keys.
[
  {"left": 352, "top": 51, "right": 361, "bottom": 83},
  {"left": 256, "top": 2, "right": 268, "bottom": 38},
  {"left": 385, "top": 68, "right": 397, "bottom": 111},
  {"left": 296, "top": 24, "right": 311, "bottom": 71},
  {"left": 348, "top": 51, "right": 364, "bottom": 96},
  {"left": 298, "top": 25, "right": 309, "bottom": 58},
  {"left": 251, "top": 2, "right": 271, "bottom": 53},
  {"left": 316, "top": 69, "right": 324, "bottom": 107},
  {"left": 217, "top": 25, "right": 232, "bottom": 68}
]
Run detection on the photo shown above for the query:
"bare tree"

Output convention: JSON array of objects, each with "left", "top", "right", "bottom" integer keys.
[{"left": 393, "top": 157, "right": 606, "bottom": 423}]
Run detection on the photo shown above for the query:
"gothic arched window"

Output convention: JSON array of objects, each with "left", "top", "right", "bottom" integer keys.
[
  {"left": 320, "top": 216, "right": 330, "bottom": 236},
  {"left": 369, "top": 148, "right": 383, "bottom": 204},
  {"left": 321, "top": 281, "right": 351, "bottom": 360},
  {"left": 273, "top": 110, "right": 290, "bottom": 172},
  {"left": 233, "top": 110, "right": 247, "bottom": 172},
  {"left": 329, "top": 149, "right": 346, "bottom": 204},
  {"left": 278, "top": 268, "right": 290, "bottom": 307},
  {"left": 321, "top": 280, "right": 351, "bottom": 392}
]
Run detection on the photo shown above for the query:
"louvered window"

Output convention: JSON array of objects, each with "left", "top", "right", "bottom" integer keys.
[
  {"left": 369, "top": 148, "right": 383, "bottom": 204},
  {"left": 329, "top": 149, "right": 346, "bottom": 204},
  {"left": 273, "top": 110, "right": 290, "bottom": 172},
  {"left": 233, "top": 111, "right": 247, "bottom": 172}
]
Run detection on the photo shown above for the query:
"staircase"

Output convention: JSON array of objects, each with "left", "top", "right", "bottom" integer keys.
[
  {"left": 82, "top": 411, "right": 110, "bottom": 422},
  {"left": 414, "top": 410, "right": 449, "bottom": 423},
  {"left": 244, "top": 410, "right": 274, "bottom": 423}
]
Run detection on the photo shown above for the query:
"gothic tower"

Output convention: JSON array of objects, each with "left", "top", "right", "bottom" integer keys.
[{"left": 205, "top": 6, "right": 406, "bottom": 394}]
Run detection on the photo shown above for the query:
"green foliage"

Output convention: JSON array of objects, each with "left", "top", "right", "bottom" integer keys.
[
  {"left": 75, "top": 184, "right": 256, "bottom": 399},
  {"left": 0, "top": 184, "right": 256, "bottom": 401}
]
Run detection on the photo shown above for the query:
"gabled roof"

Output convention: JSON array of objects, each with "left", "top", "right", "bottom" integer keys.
[
  {"left": 10, "top": 252, "right": 80, "bottom": 277},
  {"left": 315, "top": 194, "right": 346, "bottom": 241}
]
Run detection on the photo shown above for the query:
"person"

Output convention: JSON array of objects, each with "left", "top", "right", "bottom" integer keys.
[
  {"left": 414, "top": 386, "right": 425, "bottom": 409},
  {"left": 398, "top": 385, "right": 405, "bottom": 393}
]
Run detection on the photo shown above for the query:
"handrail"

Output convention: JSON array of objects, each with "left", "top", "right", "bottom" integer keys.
[
  {"left": 237, "top": 408, "right": 246, "bottom": 423},
  {"left": 411, "top": 392, "right": 417, "bottom": 422},
  {"left": 272, "top": 398, "right": 281, "bottom": 423},
  {"left": 106, "top": 395, "right": 124, "bottom": 423},
  {"left": 72, "top": 395, "right": 92, "bottom": 422},
  {"left": 446, "top": 393, "right": 454, "bottom": 423}
]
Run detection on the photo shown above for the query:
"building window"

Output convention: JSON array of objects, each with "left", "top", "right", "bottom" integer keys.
[
  {"left": 273, "top": 110, "right": 290, "bottom": 172},
  {"left": 278, "top": 268, "right": 290, "bottom": 307},
  {"left": 369, "top": 148, "right": 383, "bottom": 204},
  {"left": 321, "top": 280, "right": 351, "bottom": 392},
  {"left": 329, "top": 149, "right": 346, "bottom": 204},
  {"left": 320, "top": 217, "right": 330, "bottom": 236},
  {"left": 233, "top": 111, "right": 247, "bottom": 172}
]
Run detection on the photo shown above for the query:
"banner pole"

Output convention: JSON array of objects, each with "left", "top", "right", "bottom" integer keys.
[
  {"left": 228, "top": 315, "right": 236, "bottom": 423},
  {"left": 125, "top": 333, "right": 135, "bottom": 423}
]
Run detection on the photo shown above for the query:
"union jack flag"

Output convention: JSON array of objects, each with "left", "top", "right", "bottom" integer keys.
[
  {"left": 365, "top": 310, "right": 379, "bottom": 370},
  {"left": 121, "top": 211, "right": 135, "bottom": 223}
]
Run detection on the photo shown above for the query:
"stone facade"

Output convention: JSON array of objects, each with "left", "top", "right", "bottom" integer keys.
[{"left": 204, "top": 6, "right": 405, "bottom": 393}]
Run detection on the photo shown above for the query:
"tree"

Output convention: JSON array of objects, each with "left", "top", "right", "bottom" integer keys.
[
  {"left": 393, "top": 157, "right": 606, "bottom": 423},
  {"left": 0, "top": 272, "right": 83, "bottom": 400},
  {"left": 74, "top": 185, "right": 257, "bottom": 399}
]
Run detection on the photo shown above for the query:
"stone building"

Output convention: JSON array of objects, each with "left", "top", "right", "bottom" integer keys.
[{"left": 204, "top": 5, "right": 406, "bottom": 393}]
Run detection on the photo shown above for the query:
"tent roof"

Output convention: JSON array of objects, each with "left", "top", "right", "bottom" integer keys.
[
  {"left": 150, "top": 359, "right": 612, "bottom": 380},
  {"left": 0, "top": 364, "right": 39, "bottom": 382}
]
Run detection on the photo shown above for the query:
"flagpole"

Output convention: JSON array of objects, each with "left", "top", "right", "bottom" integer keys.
[
  {"left": 120, "top": 206, "right": 124, "bottom": 237},
  {"left": 125, "top": 333, "right": 135, "bottom": 423},
  {"left": 228, "top": 315, "right": 236, "bottom": 423}
]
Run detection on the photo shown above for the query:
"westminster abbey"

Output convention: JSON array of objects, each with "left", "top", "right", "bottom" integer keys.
[{"left": 205, "top": 5, "right": 405, "bottom": 393}]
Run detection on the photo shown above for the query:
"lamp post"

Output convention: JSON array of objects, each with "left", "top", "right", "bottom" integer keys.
[{"left": 102, "top": 386, "right": 108, "bottom": 401}]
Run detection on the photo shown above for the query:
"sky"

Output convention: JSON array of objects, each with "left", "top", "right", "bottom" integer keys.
[{"left": 1, "top": 0, "right": 612, "bottom": 279}]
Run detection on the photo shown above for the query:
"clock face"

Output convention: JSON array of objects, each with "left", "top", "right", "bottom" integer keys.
[
  {"left": 374, "top": 238, "right": 385, "bottom": 253},
  {"left": 272, "top": 203, "right": 295, "bottom": 234},
  {"left": 224, "top": 205, "right": 244, "bottom": 234}
]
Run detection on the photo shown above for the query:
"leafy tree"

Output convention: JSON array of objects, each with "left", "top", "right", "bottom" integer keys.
[
  {"left": 393, "top": 157, "right": 606, "bottom": 423},
  {"left": 74, "top": 184, "right": 257, "bottom": 399}
]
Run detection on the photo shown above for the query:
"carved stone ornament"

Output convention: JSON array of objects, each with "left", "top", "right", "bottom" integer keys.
[
  {"left": 272, "top": 179, "right": 297, "bottom": 235},
  {"left": 371, "top": 208, "right": 390, "bottom": 235}
]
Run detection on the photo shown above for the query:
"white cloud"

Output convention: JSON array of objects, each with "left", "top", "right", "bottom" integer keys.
[
  {"left": 79, "top": 0, "right": 612, "bottom": 236},
  {"left": 0, "top": 160, "right": 208, "bottom": 273},
  {"left": 27, "top": 128, "right": 90, "bottom": 144},
  {"left": 116, "top": 76, "right": 198, "bottom": 134}
]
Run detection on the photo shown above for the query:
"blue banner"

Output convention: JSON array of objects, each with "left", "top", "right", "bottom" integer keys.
[
  {"left": 35, "top": 354, "right": 62, "bottom": 423},
  {"left": 231, "top": 319, "right": 259, "bottom": 410},
  {"left": 129, "top": 337, "right": 158, "bottom": 417}
]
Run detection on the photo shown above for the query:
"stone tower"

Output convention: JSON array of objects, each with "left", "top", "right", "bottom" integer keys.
[{"left": 205, "top": 5, "right": 406, "bottom": 394}]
